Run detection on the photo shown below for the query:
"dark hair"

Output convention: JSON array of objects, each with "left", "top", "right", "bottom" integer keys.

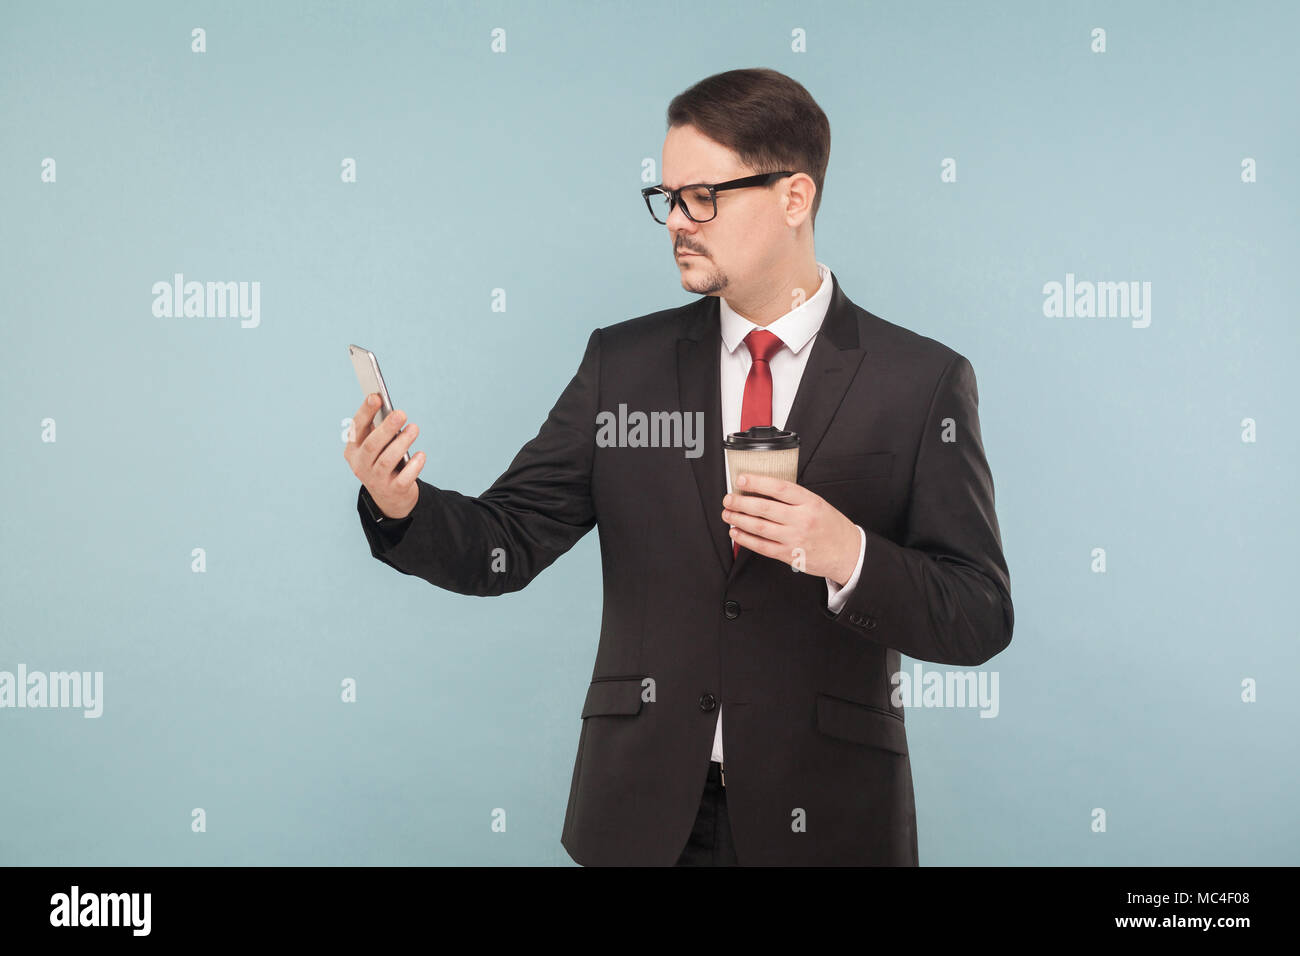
[{"left": 666, "top": 68, "right": 831, "bottom": 228}]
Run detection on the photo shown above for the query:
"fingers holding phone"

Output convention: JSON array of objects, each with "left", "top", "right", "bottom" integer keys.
[
  {"left": 368, "top": 401, "right": 422, "bottom": 478},
  {"left": 345, "top": 394, "right": 425, "bottom": 519},
  {"left": 347, "top": 393, "right": 381, "bottom": 449}
]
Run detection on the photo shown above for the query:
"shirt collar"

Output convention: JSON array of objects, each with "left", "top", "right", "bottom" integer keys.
[{"left": 719, "top": 261, "right": 833, "bottom": 357}]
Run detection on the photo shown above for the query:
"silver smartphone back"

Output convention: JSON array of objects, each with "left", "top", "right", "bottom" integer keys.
[{"left": 348, "top": 344, "right": 410, "bottom": 463}]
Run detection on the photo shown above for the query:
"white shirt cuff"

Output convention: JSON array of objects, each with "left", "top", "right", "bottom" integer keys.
[{"left": 825, "top": 525, "right": 867, "bottom": 613}]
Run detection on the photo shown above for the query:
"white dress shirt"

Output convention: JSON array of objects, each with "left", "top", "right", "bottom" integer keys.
[{"left": 712, "top": 260, "right": 868, "bottom": 763}]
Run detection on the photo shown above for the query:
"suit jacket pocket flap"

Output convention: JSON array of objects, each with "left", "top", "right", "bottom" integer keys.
[
  {"left": 801, "top": 451, "right": 893, "bottom": 485},
  {"left": 581, "top": 677, "right": 645, "bottom": 718},
  {"left": 815, "top": 692, "right": 907, "bottom": 754}
]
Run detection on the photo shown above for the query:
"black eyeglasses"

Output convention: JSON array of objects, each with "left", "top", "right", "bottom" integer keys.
[{"left": 641, "top": 171, "right": 797, "bottom": 224}]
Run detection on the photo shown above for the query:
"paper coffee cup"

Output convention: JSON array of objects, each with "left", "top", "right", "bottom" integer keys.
[{"left": 724, "top": 425, "right": 800, "bottom": 499}]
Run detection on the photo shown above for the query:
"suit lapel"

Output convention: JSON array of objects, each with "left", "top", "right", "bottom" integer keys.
[
  {"left": 678, "top": 270, "right": 868, "bottom": 580},
  {"left": 679, "top": 296, "right": 733, "bottom": 576}
]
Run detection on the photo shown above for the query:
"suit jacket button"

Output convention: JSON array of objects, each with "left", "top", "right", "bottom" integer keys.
[
  {"left": 863, "top": 616, "right": 878, "bottom": 630},
  {"left": 699, "top": 693, "right": 717, "bottom": 712},
  {"left": 723, "top": 600, "right": 740, "bottom": 620},
  {"left": 849, "top": 612, "right": 863, "bottom": 625}
]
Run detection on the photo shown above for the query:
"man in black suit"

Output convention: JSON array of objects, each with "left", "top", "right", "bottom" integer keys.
[{"left": 344, "top": 68, "right": 1013, "bottom": 866}]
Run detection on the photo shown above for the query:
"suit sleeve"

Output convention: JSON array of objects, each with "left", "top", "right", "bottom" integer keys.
[
  {"left": 822, "top": 353, "right": 1014, "bottom": 665},
  {"left": 356, "top": 328, "right": 601, "bottom": 595}
]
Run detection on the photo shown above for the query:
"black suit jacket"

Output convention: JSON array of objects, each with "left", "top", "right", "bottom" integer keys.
[{"left": 357, "top": 270, "right": 1014, "bottom": 865}]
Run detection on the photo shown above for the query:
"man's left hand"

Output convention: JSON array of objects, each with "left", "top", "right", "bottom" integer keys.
[{"left": 722, "top": 473, "right": 861, "bottom": 585}]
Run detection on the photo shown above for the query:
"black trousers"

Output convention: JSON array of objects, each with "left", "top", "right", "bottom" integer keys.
[{"left": 674, "top": 760, "right": 738, "bottom": 866}]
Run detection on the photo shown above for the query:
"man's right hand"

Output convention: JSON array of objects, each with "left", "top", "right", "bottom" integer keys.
[{"left": 344, "top": 393, "right": 426, "bottom": 520}]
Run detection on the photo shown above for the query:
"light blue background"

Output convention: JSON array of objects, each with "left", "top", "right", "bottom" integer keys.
[{"left": 2, "top": 0, "right": 1296, "bottom": 865}]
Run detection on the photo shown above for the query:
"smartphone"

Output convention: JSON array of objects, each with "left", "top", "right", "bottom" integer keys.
[{"left": 348, "top": 344, "right": 410, "bottom": 464}]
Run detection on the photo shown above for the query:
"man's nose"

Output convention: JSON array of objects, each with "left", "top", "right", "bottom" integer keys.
[{"left": 666, "top": 198, "right": 697, "bottom": 233}]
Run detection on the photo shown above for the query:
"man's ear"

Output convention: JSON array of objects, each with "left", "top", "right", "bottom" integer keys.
[{"left": 784, "top": 173, "right": 817, "bottom": 226}]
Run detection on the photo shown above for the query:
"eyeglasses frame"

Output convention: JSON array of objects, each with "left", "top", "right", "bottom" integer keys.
[{"left": 641, "top": 171, "right": 798, "bottom": 224}]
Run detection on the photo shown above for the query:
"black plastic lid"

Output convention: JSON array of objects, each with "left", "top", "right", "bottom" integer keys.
[{"left": 723, "top": 425, "right": 800, "bottom": 450}]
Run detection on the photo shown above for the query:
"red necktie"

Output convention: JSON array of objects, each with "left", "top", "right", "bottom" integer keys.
[{"left": 733, "top": 328, "right": 784, "bottom": 558}]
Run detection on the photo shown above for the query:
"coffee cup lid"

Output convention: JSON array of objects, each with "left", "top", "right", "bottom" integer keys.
[{"left": 723, "top": 425, "right": 800, "bottom": 450}]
